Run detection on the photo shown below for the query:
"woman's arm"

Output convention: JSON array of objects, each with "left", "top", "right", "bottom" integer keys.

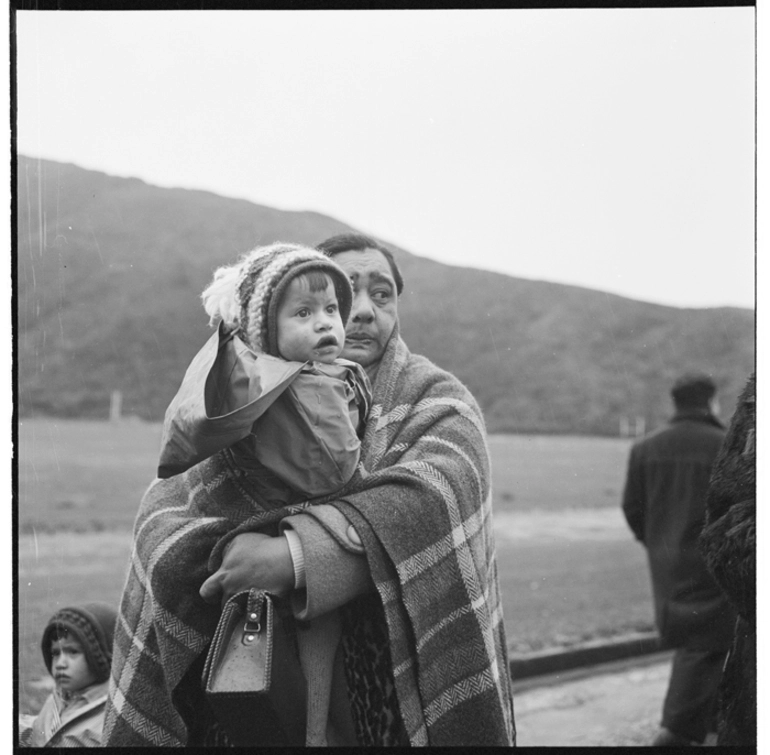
[{"left": 198, "top": 505, "right": 373, "bottom": 614}]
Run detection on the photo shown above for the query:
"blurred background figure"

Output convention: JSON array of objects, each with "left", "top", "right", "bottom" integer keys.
[
  {"left": 621, "top": 372, "right": 736, "bottom": 747},
  {"left": 700, "top": 372, "right": 756, "bottom": 746}
]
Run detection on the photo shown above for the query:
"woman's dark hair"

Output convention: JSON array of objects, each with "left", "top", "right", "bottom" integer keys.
[{"left": 316, "top": 233, "right": 404, "bottom": 296}]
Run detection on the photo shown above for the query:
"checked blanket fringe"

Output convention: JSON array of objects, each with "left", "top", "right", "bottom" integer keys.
[{"left": 102, "top": 330, "right": 515, "bottom": 746}]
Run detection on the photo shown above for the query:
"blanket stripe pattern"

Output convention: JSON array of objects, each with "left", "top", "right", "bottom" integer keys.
[{"left": 102, "top": 332, "right": 515, "bottom": 746}]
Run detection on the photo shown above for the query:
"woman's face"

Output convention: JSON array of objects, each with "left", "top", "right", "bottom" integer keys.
[
  {"left": 333, "top": 249, "right": 398, "bottom": 371},
  {"left": 276, "top": 274, "right": 345, "bottom": 364}
]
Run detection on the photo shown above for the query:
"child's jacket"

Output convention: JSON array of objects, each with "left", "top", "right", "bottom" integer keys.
[
  {"left": 158, "top": 324, "right": 371, "bottom": 500},
  {"left": 19, "top": 681, "right": 109, "bottom": 747}
]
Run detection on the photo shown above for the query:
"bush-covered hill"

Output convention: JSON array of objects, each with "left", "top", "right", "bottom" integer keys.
[{"left": 16, "top": 156, "right": 754, "bottom": 434}]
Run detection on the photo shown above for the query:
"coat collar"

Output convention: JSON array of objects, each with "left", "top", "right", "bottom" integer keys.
[
  {"left": 56, "top": 679, "right": 109, "bottom": 711},
  {"left": 670, "top": 409, "right": 725, "bottom": 430}
]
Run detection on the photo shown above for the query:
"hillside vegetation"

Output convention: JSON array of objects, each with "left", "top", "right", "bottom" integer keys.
[{"left": 17, "top": 156, "right": 754, "bottom": 434}]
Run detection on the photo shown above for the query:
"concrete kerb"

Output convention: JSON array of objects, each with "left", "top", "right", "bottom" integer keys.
[{"left": 509, "top": 631, "right": 665, "bottom": 689}]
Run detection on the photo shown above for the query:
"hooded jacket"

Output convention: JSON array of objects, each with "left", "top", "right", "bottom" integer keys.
[
  {"left": 19, "top": 680, "right": 109, "bottom": 748},
  {"left": 157, "top": 324, "right": 371, "bottom": 502}
]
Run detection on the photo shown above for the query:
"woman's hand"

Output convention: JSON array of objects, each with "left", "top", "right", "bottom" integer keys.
[{"left": 199, "top": 532, "right": 295, "bottom": 605}]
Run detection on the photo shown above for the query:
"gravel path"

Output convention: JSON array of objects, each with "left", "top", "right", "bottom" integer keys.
[{"left": 513, "top": 656, "right": 670, "bottom": 747}]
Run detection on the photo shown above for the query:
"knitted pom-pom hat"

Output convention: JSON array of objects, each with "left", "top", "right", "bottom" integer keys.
[
  {"left": 41, "top": 602, "right": 117, "bottom": 683},
  {"left": 235, "top": 244, "right": 353, "bottom": 357}
]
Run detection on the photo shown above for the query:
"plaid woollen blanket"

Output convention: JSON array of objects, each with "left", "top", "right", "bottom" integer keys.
[{"left": 102, "top": 332, "right": 515, "bottom": 746}]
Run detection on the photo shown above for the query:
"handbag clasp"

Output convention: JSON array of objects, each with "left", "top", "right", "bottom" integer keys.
[
  {"left": 243, "top": 614, "right": 261, "bottom": 642},
  {"left": 243, "top": 589, "right": 265, "bottom": 643}
]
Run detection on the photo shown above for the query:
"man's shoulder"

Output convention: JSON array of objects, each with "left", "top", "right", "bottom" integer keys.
[
  {"left": 671, "top": 416, "right": 726, "bottom": 442},
  {"left": 632, "top": 417, "right": 724, "bottom": 458}
]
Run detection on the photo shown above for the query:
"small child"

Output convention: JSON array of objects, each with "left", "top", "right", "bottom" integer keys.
[
  {"left": 158, "top": 242, "right": 371, "bottom": 507},
  {"left": 157, "top": 242, "right": 371, "bottom": 745},
  {"left": 19, "top": 602, "right": 117, "bottom": 748}
]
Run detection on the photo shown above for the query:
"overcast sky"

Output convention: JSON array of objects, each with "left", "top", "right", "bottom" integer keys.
[{"left": 15, "top": 7, "right": 756, "bottom": 309}]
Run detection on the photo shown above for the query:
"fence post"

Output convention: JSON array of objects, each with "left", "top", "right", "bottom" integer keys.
[{"left": 110, "top": 390, "right": 123, "bottom": 422}]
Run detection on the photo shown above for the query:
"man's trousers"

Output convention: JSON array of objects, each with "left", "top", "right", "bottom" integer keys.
[{"left": 661, "top": 646, "right": 727, "bottom": 743}]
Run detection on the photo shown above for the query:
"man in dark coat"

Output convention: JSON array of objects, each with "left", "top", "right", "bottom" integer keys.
[
  {"left": 700, "top": 372, "right": 756, "bottom": 746},
  {"left": 622, "top": 372, "right": 736, "bottom": 747}
]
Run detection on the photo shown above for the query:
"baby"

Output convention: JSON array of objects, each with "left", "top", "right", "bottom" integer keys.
[
  {"left": 157, "top": 242, "right": 371, "bottom": 745},
  {"left": 18, "top": 602, "right": 117, "bottom": 747},
  {"left": 158, "top": 242, "right": 371, "bottom": 509}
]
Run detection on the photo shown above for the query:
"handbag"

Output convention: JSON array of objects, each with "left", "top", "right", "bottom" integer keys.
[{"left": 201, "top": 588, "right": 307, "bottom": 746}]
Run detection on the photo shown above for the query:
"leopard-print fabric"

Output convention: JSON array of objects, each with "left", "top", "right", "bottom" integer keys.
[{"left": 341, "top": 593, "right": 410, "bottom": 746}]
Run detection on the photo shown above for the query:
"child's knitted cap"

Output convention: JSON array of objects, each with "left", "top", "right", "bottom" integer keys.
[
  {"left": 236, "top": 244, "right": 353, "bottom": 357},
  {"left": 41, "top": 602, "right": 118, "bottom": 683}
]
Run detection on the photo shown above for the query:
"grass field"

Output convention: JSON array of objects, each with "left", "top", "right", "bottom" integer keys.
[
  {"left": 17, "top": 418, "right": 651, "bottom": 714},
  {"left": 18, "top": 418, "right": 634, "bottom": 531},
  {"left": 18, "top": 418, "right": 162, "bottom": 533}
]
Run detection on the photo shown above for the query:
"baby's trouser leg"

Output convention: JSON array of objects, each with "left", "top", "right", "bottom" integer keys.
[{"left": 297, "top": 610, "right": 343, "bottom": 747}]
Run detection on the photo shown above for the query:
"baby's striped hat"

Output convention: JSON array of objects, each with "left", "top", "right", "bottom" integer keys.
[{"left": 236, "top": 244, "right": 353, "bottom": 357}]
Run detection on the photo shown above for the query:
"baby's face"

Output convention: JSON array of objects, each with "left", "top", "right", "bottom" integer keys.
[
  {"left": 276, "top": 274, "right": 345, "bottom": 364},
  {"left": 50, "top": 635, "right": 97, "bottom": 694}
]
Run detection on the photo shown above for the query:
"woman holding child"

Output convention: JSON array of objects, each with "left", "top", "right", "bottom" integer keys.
[{"left": 103, "top": 235, "right": 515, "bottom": 747}]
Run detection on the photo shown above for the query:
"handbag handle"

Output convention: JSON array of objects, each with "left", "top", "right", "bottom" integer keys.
[{"left": 243, "top": 589, "right": 266, "bottom": 645}]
